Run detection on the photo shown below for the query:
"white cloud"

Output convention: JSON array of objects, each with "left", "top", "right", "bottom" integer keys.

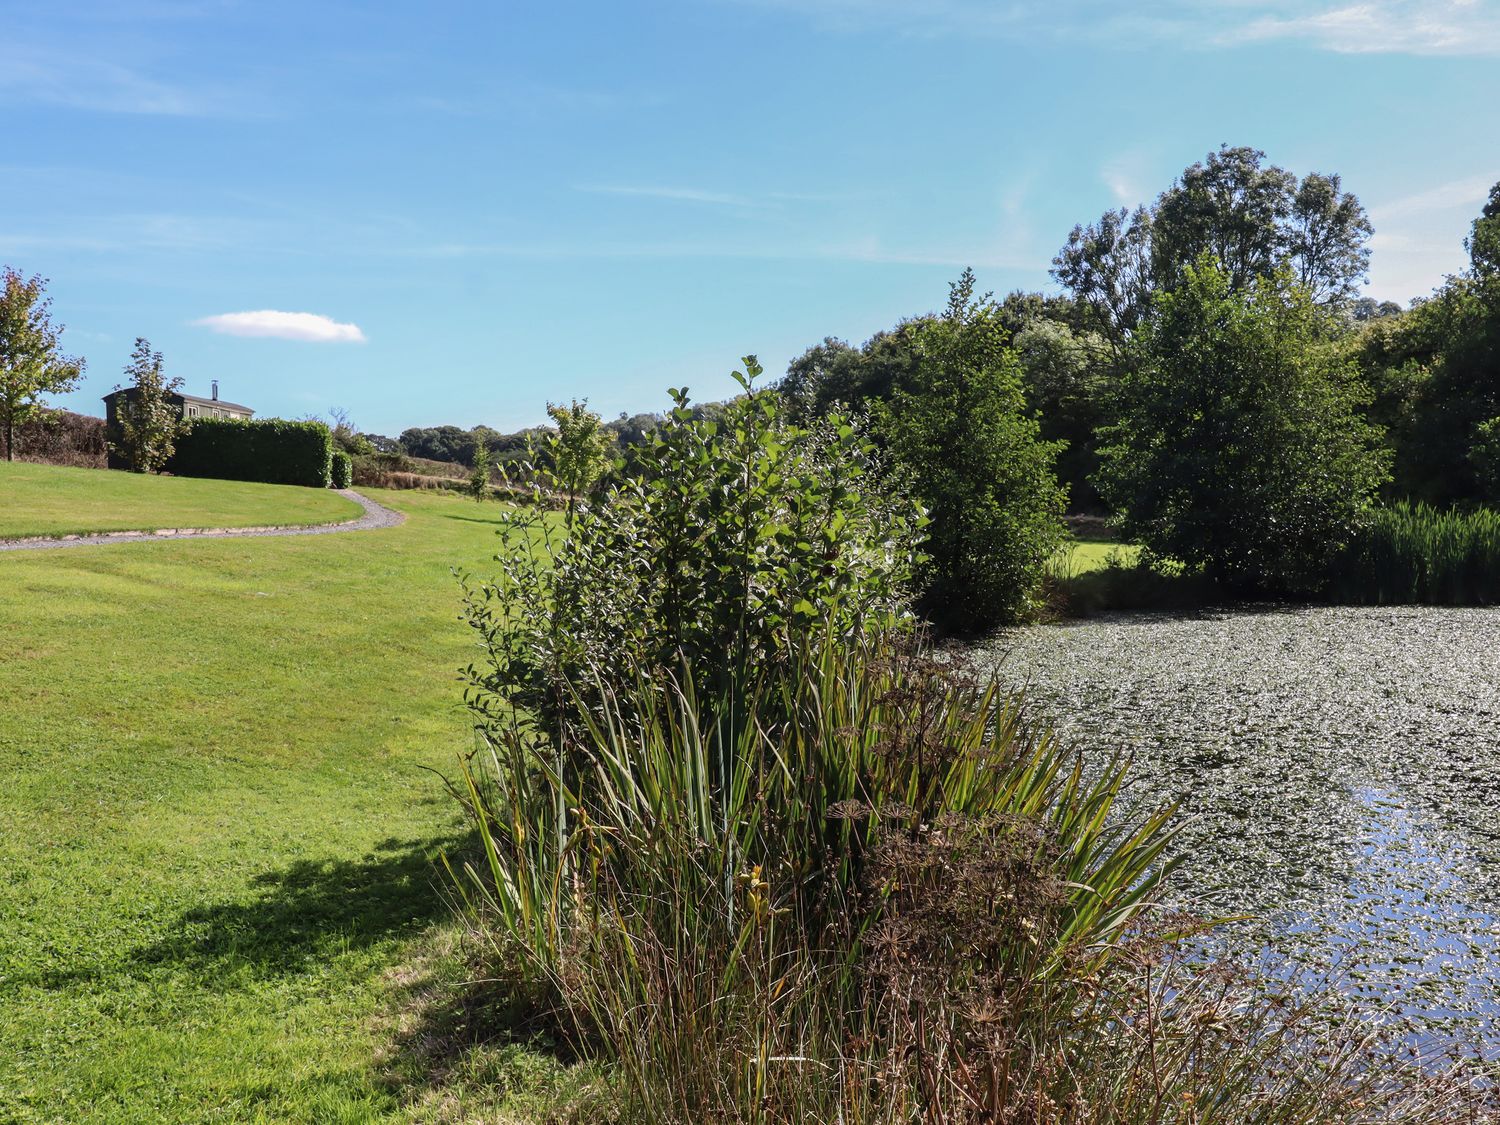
[
  {"left": 193, "top": 310, "right": 366, "bottom": 343},
  {"left": 732, "top": 0, "right": 1500, "bottom": 56},
  {"left": 1226, "top": 1, "right": 1500, "bottom": 54}
]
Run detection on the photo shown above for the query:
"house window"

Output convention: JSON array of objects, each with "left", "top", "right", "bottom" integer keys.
[{"left": 188, "top": 406, "right": 198, "bottom": 417}]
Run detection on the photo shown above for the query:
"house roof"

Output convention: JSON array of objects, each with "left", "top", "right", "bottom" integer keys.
[
  {"left": 103, "top": 388, "right": 254, "bottom": 414},
  {"left": 178, "top": 392, "right": 253, "bottom": 413}
]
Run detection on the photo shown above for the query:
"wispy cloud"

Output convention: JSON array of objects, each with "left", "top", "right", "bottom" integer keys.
[
  {"left": 0, "top": 45, "right": 233, "bottom": 115},
  {"left": 576, "top": 184, "right": 765, "bottom": 209},
  {"left": 1224, "top": 1, "right": 1500, "bottom": 54},
  {"left": 1364, "top": 170, "right": 1499, "bottom": 300},
  {"left": 732, "top": 0, "right": 1500, "bottom": 56},
  {"left": 411, "top": 236, "right": 1038, "bottom": 272},
  {"left": 194, "top": 311, "right": 367, "bottom": 343},
  {"left": 1369, "top": 173, "right": 1497, "bottom": 219}
]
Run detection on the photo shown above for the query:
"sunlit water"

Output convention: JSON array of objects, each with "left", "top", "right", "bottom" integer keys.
[{"left": 975, "top": 606, "right": 1500, "bottom": 1054}]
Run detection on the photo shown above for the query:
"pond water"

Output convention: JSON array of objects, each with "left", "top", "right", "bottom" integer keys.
[{"left": 975, "top": 606, "right": 1500, "bottom": 1053}]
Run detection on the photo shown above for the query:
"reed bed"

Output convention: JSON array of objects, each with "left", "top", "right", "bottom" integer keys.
[{"left": 1328, "top": 502, "right": 1500, "bottom": 605}]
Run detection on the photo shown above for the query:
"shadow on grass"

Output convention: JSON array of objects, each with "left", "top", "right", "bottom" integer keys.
[
  {"left": 373, "top": 920, "right": 605, "bottom": 1121},
  {"left": 433, "top": 511, "right": 512, "bottom": 527},
  {"left": 123, "top": 834, "right": 470, "bottom": 986}
]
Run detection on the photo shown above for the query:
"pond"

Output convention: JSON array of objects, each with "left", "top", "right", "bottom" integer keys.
[{"left": 975, "top": 605, "right": 1500, "bottom": 1053}]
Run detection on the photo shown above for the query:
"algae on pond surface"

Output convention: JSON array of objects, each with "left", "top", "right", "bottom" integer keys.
[{"left": 977, "top": 606, "right": 1500, "bottom": 1049}]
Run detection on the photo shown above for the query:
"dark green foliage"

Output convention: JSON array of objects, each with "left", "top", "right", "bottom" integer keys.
[
  {"left": 1347, "top": 182, "right": 1500, "bottom": 504},
  {"left": 399, "top": 424, "right": 477, "bottom": 465},
  {"left": 465, "top": 441, "right": 490, "bottom": 502},
  {"left": 330, "top": 450, "right": 353, "bottom": 489},
  {"left": 170, "top": 417, "right": 334, "bottom": 488},
  {"left": 1327, "top": 503, "right": 1500, "bottom": 605},
  {"left": 1054, "top": 146, "right": 1372, "bottom": 349},
  {"left": 1012, "top": 317, "right": 1113, "bottom": 511},
  {"left": 777, "top": 330, "right": 919, "bottom": 422},
  {"left": 1098, "top": 258, "right": 1389, "bottom": 594},
  {"left": 1471, "top": 417, "right": 1500, "bottom": 502},
  {"left": 878, "top": 270, "right": 1067, "bottom": 630},
  {"left": 459, "top": 359, "right": 920, "bottom": 744}
]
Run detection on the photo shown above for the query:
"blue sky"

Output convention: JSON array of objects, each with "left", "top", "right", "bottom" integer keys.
[{"left": 4, "top": 1, "right": 1498, "bottom": 435}]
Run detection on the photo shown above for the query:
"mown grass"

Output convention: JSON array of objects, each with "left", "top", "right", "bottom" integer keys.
[
  {"left": 0, "top": 461, "right": 360, "bottom": 538},
  {"left": 0, "top": 489, "right": 580, "bottom": 1123},
  {"left": 1051, "top": 536, "right": 1141, "bottom": 577}
]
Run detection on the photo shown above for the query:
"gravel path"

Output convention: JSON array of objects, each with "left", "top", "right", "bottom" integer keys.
[{"left": 0, "top": 489, "right": 404, "bottom": 552}]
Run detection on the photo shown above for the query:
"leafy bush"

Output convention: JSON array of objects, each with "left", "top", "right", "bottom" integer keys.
[
  {"left": 1098, "top": 258, "right": 1390, "bottom": 594},
  {"left": 1327, "top": 502, "right": 1500, "bottom": 604},
  {"left": 878, "top": 270, "right": 1067, "bottom": 631},
  {"left": 330, "top": 450, "right": 353, "bottom": 489},
  {"left": 1469, "top": 416, "right": 1500, "bottom": 501},
  {"left": 458, "top": 359, "right": 920, "bottom": 743},
  {"left": 169, "top": 417, "right": 334, "bottom": 488}
]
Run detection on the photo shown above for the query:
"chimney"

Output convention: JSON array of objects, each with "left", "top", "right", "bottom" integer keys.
[{"left": 212, "top": 380, "right": 219, "bottom": 401}]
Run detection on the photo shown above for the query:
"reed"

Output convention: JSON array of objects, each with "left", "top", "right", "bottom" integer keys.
[{"left": 1328, "top": 502, "right": 1500, "bottom": 605}]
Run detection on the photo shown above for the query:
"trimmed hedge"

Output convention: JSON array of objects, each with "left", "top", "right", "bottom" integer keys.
[
  {"left": 169, "top": 418, "right": 334, "bottom": 488},
  {"left": 331, "top": 450, "right": 353, "bottom": 489}
]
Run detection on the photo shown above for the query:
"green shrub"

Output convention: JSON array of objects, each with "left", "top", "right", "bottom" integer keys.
[
  {"left": 458, "top": 359, "right": 921, "bottom": 744},
  {"left": 1098, "top": 258, "right": 1389, "bottom": 594},
  {"left": 878, "top": 270, "right": 1067, "bottom": 631},
  {"left": 1327, "top": 502, "right": 1500, "bottom": 604},
  {"left": 330, "top": 450, "right": 353, "bottom": 489},
  {"left": 169, "top": 417, "right": 334, "bottom": 488},
  {"left": 450, "top": 360, "right": 1486, "bottom": 1122}
]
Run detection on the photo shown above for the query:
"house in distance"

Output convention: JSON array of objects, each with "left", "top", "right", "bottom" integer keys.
[{"left": 103, "top": 380, "right": 254, "bottom": 468}]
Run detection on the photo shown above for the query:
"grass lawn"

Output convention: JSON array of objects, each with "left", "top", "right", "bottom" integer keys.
[
  {"left": 0, "top": 489, "right": 581, "bottom": 1123},
  {"left": 1052, "top": 536, "right": 1141, "bottom": 577},
  {"left": 0, "top": 461, "right": 361, "bottom": 538}
]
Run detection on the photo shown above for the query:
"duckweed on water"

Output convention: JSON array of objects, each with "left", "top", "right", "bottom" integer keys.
[{"left": 976, "top": 605, "right": 1500, "bottom": 1051}]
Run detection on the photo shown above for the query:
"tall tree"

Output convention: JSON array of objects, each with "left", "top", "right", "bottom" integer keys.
[
  {"left": 1350, "top": 181, "right": 1500, "bottom": 502},
  {"left": 0, "top": 268, "right": 84, "bottom": 462},
  {"left": 878, "top": 270, "right": 1067, "bottom": 630},
  {"left": 111, "top": 338, "right": 186, "bottom": 473},
  {"left": 1098, "top": 257, "right": 1389, "bottom": 593},
  {"left": 1054, "top": 146, "right": 1372, "bottom": 346}
]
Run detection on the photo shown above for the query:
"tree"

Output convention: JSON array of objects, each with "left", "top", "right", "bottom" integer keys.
[
  {"left": 545, "top": 399, "right": 610, "bottom": 516},
  {"left": 1012, "top": 317, "right": 1112, "bottom": 510},
  {"left": 110, "top": 338, "right": 186, "bottom": 473},
  {"left": 0, "top": 267, "right": 84, "bottom": 462},
  {"left": 1053, "top": 146, "right": 1372, "bottom": 346},
  {"left": 778, "top": 330, "right": 919, "bottom": 422},
  {"left": 1097, "top": 258, "right": 1389, "bottom": 594},
  {"left": 1468, "top": 181, "right": 1500, "bottom": 280},
  {"left": 878, "top": 270, "right": 1067, "bottom": 630},
  {"left": 467, "top": 439, "right": 492, "bottom": 502},
  {"left": 327, "top": 407, "right": 373, "bottom": 455},
  {"left": 1349, "top": 181, "right": 1500, "bottom": 502}
]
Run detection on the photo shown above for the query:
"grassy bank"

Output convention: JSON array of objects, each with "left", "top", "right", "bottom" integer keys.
[
  {"left": 0, "top": 461, "right": 360, "bottom": 539},
  {"left": 0, "top": 489, "right": 574, "bottom": 1123}
]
